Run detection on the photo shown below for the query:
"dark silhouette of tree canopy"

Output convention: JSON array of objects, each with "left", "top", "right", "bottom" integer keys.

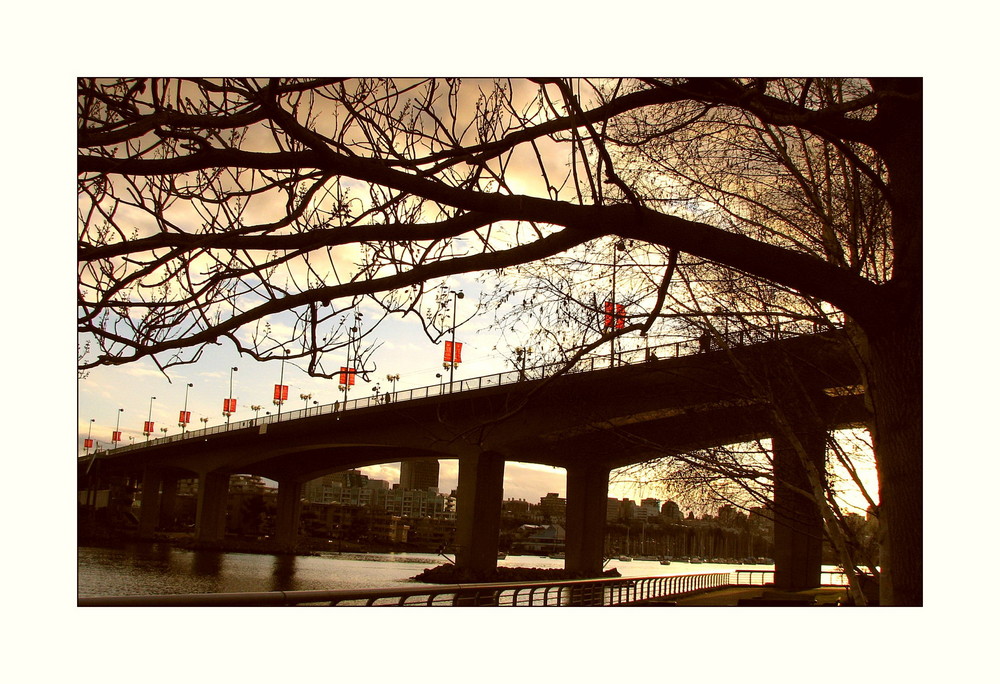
[{"left": 77, "top": 77, "right": 921, "bottom": 605}]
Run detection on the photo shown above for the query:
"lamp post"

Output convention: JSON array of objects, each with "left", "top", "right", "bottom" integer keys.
[
  {"left": 85, "top": 418, "right": 94, "bottom": 455},
  {"left": 275, "top": 351, "right": 289, "bottom": 420},
  {"left": 610, "top": 239, "right": 627, "bottom": 367},
  {"left": 386, "top": 374, "right": 400, "bottom": 402},
  {"left": 515, "top": 346, "right": 533, "bottom": 382},
  {"left": 225, "top": 366, "right": 238, "bottom": 426},
  {"left": 145, "top": 396, "right": 156, "bottom": 442},
  {"left": 448, "top": 290, "right": 464, "bottom": 392},
  {"left": 179, "top": 382, "right": 193, "bottom": 433},
  {"left": 251, "top": 404, "right": 262, "bottom": 421},
  {"left": 342, "top": 312, "right": 363, "bottom": 405},
  {"left": 160, "top": 426, "right": 168, "bottom": 439},
  {"left": 113, "top": 408, "right": 123, "bottom": 448},
  {"left": 300, "top": 393, "right": 312, "bottom": 415}
]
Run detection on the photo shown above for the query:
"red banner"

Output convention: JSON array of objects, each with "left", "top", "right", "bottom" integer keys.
[
  {"left": 144, "top": 421, "right": 154, "bottom": 433},
  {"left": 603, "top": 301, "right": 626, "bottom": 329},
  {"left": 84, "top": 438, "right": 93, "bottom": 448},
  {"left": 178, "top": 410, "right": 191, "bottom": 424},
  {"left": 444, "top": 341, "right": 463, "bottom": 364},
  {"left": 223, "top": 398, "right": 236, "bottom": 413},
  {"left": 338, "top": 367, "right": 356, "bottom": 386},
  {"left": 273, "top": 384, "right": 289, "bottom": 401},
  {"left": 112, "top": 431, "right": 121, "bottom": 443}
]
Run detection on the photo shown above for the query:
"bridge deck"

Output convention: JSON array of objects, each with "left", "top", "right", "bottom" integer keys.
[{"left": 81, "top": 331, "right": 863, "bottom": 479}]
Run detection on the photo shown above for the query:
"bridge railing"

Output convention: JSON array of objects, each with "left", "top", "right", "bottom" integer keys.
[
  {"left": 78, "top": 572, "right": 733, "bottom": 607},
  {"left": 733, "top": 569, "right": 851, "bottom": 587},
  {"left": 92, "top": 321, "right": 824, "bottom": 457}
]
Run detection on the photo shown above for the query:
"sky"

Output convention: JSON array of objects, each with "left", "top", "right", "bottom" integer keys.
[{"left": 76, "top": 270, "right": 667, "bottom": 506}]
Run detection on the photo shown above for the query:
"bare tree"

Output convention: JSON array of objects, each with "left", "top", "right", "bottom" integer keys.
[{"left": 78, "top": 77, "right": 921, "bottom": 605}]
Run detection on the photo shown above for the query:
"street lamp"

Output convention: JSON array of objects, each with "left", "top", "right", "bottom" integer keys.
[
  {"left": 342, "top": 312, "right": 363, "bottom": 405},
  {"left": 275, "top": 351, "right": 290, "bottom": 419},
  {"left": 160, "top": 426, "right": 168, "bottom": 438},
  {"left": 85, "top": 418, "right": 94, "bottom": 455},
  {"left": 145, "top": 396, "right": 156, "bottom": 442},
  {"left": 609, "top": 238, "right": 628, "bottom": 367},
  {"left": 515, "top": 346, "right": 533, "bottom": 382},
  {"left": 251, "top": 404, "right": 262, "bottom": 421},
  {"left": 179, "top": 382, "right": 193, "bottom": 433},
  {"left": 386, "top": 373, "right": 400, "bottom": 401},
  {"left": 112, "top": 408, "right": 124, "bottom": 448},
  {"left": 300, "top": 393, "right": 312, "bottom": 414},
  {"left": 200, "top": 416, "right": 209, "bottom": 429},
  {"left": 442, "top": 290, "right": 464, "bottom": 392},
  {"left": 224, "top": 366, "right": 238, "bottom": 426}
]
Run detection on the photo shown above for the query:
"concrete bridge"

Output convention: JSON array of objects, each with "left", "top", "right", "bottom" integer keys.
[{"left": 80, "top": 331, "right": 866, "bottom": 591}]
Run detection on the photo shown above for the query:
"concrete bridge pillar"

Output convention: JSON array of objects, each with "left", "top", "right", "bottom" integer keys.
[
  {"left": 455, "top": 452, "right": 505, "bottom": 573},
  {"left": 138, "top": 467, "right": 163, "bottom": 539},
  {"left": 158, "top": 476, "right": 179, "bottom": 530},
  {"left": 194, "top": 471, "right": 229, "bottom": 544},
  {"left": 565, "top": 465, "right": 610, "bottom": 576},
  {"left": 275, "top": 480, "right": 303, "bottom": 552},
  {"left": 771, "top": 427, "right": 827, "bottom": 591}
]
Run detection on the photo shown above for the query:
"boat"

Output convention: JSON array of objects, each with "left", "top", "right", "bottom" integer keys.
[{"left": 659, "top": 559, "right": 671, "bottom": 566}]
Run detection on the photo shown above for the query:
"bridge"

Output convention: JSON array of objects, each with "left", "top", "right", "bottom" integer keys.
[{"left": 79, "top": 330, "right": 866, "bottom": 591}]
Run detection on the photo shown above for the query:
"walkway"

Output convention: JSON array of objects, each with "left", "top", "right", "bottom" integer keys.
[{"left": 640, "top": 586, "right": 848, "bottom": 606}]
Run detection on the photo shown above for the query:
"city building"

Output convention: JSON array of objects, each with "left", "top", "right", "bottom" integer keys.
[
  {"left": 399, "top": 459, "right": 440, "bottom": 491},
  {"left": 661, "top": 500, "right": 683, "bottom": 521},
  {"left": 538, "top": 492, "right": 566, "bottom": 521}
]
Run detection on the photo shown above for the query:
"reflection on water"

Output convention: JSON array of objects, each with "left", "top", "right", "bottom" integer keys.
[
  {"left": 78, "top": 544, "right": 456, "bottom": 597},
  {"left": 78, "top": 544, "right": 781, "bottom": 598}
]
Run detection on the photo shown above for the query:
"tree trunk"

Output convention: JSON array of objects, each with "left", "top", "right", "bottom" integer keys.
[
  {"left": 863, "top": 317, "right": 923, "bottom": 606},
  {"left": 861, "top": 78, "right": 923, "bottom": 606}
]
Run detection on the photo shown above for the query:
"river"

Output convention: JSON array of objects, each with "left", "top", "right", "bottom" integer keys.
[{"left": 78, "top": 543, "right": 794, "bottom": 598}]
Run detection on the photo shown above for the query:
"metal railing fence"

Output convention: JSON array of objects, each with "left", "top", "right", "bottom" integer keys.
[
  {"left": 733, "top": 569, "right": 851, "bottom": 587},
  {"left": 79, "top": 572, "right": 733, "bottom": 607}
]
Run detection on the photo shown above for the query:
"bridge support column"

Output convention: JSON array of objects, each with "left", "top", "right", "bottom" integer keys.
[
  {"left": 771, "top": 428, "right": 827, "bottom": 591},
  {"left": 195, "top": 471, "right": 229, "bottom": 544},
  {"left": 138, "top": 468, "right": 163, "bottom": 539},
  {"left": 158, "top": 476, "right": 179, "bottom": 530},
  {"left": 275, "top": 480, "right": 303, "bottom": 553},
  {"left": 565, "top": 465, "right": 609, "bottom": 576},
  {"left": 455, "top": 452, "right": 505, "bottom": 573}
]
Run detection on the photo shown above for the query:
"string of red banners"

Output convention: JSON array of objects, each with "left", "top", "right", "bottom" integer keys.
[
  {"left": 111, "top": 341, "right": 475, "bottom": 444},
  {"left": 97, "top": 302, "right": 628, "bottom": 447}
]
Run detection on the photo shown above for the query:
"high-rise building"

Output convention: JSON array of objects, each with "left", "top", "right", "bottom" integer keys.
[
  {"left": 661, "top": 500, "right": 683, "bottom": 521},
  {"left": 539, "top": 492, "right": 566, "bottom": 520},
  {"left": 399, "top": 459, "right": 439, "bottom": 492}
]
